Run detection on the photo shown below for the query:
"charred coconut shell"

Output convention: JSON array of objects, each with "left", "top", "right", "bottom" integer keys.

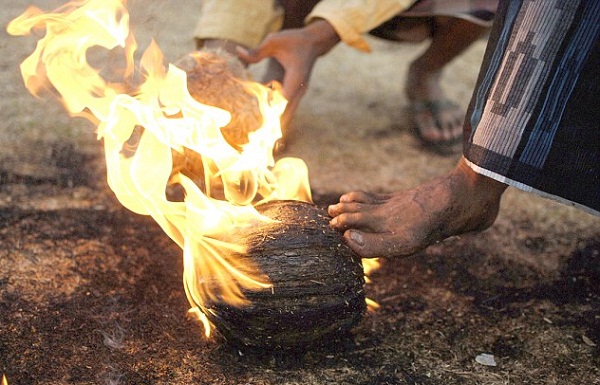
[{"left": 205, "top": 200, "right": 366, "bottom": 350}]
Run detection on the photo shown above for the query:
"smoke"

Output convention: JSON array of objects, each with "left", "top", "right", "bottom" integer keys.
[
  {"left": 104, "top": 368, "right": 124, "bottom": 385},
  {"left": 95, "top": 323, "right": 126, "bottom": 385},
  {"left": 96, "top": 322, "right": 125, "bottom": 350}
]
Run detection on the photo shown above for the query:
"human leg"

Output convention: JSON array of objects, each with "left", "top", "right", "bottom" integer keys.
[
  {"left": 328, "top": 156, "right": 507, "bottom": 258},
  {"left": 406, "top": 16, "right": 489, "bottom": 154},
  {"left": 463, "top": 0, "right": 600, "bottom": 215}
]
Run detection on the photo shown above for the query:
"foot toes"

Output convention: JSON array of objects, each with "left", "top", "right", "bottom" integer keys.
[
  {"left": 411, "top": 99, "right": 463, "bottom": 154},
  {"left": 339, "top": 190, "right": 387, "bottom": 204},
  {"left": 329, "top": 208, "right": 378, "bottom": 232},
  {"left": 343, "top": 230, "right": 408, "bottom": 259}
]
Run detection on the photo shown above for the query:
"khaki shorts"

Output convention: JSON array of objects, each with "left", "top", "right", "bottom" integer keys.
[
  {"left": 194, "top": 0, "right": 498, "bottom": 52},
  {"left": 194, "top": 0, "right": 283, "bottom": 49}
]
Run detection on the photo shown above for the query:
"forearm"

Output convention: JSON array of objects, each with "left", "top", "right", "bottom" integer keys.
[
  {"left": 302, "top": 18, "right": 341, "bottom": 57},
  {"left": 306, "top": 0, "right": 414, "bottom": 52}
]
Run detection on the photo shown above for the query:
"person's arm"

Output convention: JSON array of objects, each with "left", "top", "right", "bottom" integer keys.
[
  {"left": 306, "top": 0, "right": 414, "bottom": 52},
  {"left": 238, "top": 1, "right": 414, "bottom": 129},
  {"left": 237, "top": 19, "right": 339, "bottom": 102}
]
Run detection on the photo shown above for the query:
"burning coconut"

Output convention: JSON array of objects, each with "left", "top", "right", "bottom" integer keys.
[
  {"left": 7, "top": 0, "right": 376, "bottom": 349},
  {"left": 204, "top": 199, "right": 366, "bottom": 349}
]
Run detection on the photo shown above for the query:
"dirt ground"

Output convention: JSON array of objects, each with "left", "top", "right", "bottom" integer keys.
[{"left": 1, "top": 1, "right": 599, "bottom": 384}]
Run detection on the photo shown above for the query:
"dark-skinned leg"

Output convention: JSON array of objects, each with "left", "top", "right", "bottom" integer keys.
[
  {"left": 328, "top": 156, "right": 507, "bottom": 259},
  {"left": 407, "top": 17, "right": 489, "bottom": 153}
]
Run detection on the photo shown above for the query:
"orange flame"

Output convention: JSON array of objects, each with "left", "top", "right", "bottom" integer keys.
[
  {"left": 362, "top": 258, "right": 381, "bottom": 311},
  {"left": 7, "top": 0, "right": 378, "bottom": 337},
  {"left": 2, "top": 374, "right": 7, "bottom": 385},
  {"left": 362, "top": 258, "right": 380, "bottom": 284},
  {"left": 7, "top": 0, "right": 315, "bottom": 336}
]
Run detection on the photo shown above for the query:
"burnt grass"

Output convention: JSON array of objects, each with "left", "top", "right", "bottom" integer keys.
[
  {"left": 1, "top": 1, "right": 599, "bottom": 382},
  {"left": 0, "top": 149, "right": 599, "bottom": 385}
]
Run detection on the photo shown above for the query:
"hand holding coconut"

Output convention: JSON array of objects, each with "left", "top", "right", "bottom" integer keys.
[{"left": 236, "top": 19, "right": 340, "bottom": 132}]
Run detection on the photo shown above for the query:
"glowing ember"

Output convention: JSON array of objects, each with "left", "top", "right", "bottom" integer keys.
[{"left": 7, "top": 0, "right": 379, "bottom": 338}]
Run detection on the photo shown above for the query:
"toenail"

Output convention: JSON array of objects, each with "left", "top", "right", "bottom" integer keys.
[{"left": 349, "top": 230, "right": 364, "bottom": 246}]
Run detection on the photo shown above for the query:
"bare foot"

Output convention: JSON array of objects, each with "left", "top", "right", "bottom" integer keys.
[
  {"left": 328, "top": 157, "right": 507, "bottom": 258},
  {"left": 406, "top": 62, "right": 463, "bottom": 154}
]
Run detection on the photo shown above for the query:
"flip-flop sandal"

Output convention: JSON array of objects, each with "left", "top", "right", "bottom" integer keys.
[{"left": 410, "top": 99, "right": 463, "bottom": 156}]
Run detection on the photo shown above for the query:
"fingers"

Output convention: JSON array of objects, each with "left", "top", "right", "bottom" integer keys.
[
  {"left": 237, "top": 45, "right": 303, "bottom": 110},
  {"left": 236, "top": 31, "right": 287, "bottom": 64},
  {"left": 236, "top": 45, "right": 266, "bottom": 65}
]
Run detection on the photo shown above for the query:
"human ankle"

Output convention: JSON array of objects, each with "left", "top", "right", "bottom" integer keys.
[
  {"left": 450, "top": 157, "right": 506, "bottom": 230},
  {"left": 406, "top": 63, "right": 444, "bottom": 98},
  {"left": 454, "top": 158, "right": 506, "bottom": 197}
]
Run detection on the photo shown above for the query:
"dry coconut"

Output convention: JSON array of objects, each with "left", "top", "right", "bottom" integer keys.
[{"left": 167, "top": 49, "right": 267, "bottom": 200}]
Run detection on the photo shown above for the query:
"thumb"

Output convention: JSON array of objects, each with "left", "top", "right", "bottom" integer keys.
[{"left": 236, "top": 45, "right": 266, "bottom": 65}]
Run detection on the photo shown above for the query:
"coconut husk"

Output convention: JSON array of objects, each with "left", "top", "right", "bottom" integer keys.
[
  {"left": 177, "top": 49, "right": 263, "bottom": 148},
  {"left": 205, "top": 200, "right": 367, "bottom": 351},
  {"left": 167, "top": 49, "right": 265, "bottom": 201}
]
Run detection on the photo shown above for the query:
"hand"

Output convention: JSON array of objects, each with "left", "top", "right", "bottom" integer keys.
[{"left": 237, "top": 19, "right": 340, "bottom": 126}]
